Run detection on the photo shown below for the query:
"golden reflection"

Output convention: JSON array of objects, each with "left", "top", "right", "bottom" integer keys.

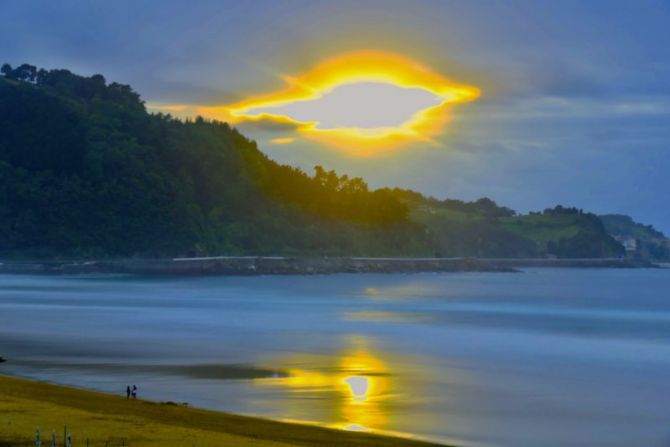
[
  {"left": 343, "top": 310, "right": 429, "bottom": 323},
  {"left": 344, "top": 376, "right": 369, "bottom": 400},
  {"left": 337, "top": 342, "right": 390, "bottom": 430},
  {"left": 256, "top": 337, "right": 393, "bottom": 432}
]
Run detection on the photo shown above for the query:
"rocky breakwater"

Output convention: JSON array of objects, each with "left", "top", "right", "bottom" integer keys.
[{"left": 0, "top": 256, "right": 515, "bottom": 275}]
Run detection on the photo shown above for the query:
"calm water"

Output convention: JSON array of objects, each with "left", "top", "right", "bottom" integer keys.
[{"left": 1, "top": 269, "right": 670, "bottom": 447}]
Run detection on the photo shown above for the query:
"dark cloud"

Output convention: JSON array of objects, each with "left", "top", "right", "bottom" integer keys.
[{"left": 236, "top": 118, "right": 302, "bottom": 134}]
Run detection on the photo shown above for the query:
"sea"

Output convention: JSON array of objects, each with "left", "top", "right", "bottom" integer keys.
[{"left": 1, "top": 268, "right": 669, "bottom": 447}]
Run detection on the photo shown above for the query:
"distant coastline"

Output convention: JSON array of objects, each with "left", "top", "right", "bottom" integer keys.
[{"left": 0, "top": 256, "right": 656, "bottom": 276}]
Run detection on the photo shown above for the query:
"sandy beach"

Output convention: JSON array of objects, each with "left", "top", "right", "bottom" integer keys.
[{"left": 0, "top": 374, "right": 447, "bottom": 447}]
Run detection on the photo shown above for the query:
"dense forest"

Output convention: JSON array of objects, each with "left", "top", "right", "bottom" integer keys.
[{"left": 0, "top": 63, "right": 625, "bottom": 259}]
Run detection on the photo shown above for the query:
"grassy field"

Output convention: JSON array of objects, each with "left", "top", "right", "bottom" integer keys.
[
  {"left": 501, "top": 214, "right": 582, "bottom": 245},
  {"left": 0, "top": 375, "right": 447, "bottom": 447}
]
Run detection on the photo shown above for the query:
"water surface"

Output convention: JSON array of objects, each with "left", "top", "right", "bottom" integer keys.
[{"left": 1, "top": 269, "right": 670, "bottom": 447}]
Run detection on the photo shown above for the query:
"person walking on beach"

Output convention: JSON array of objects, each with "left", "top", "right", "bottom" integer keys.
[
  {"left": 132, "top": 384, "right": 137, "bottom": 399},
  {"left": 126, "top": 385, "right": 131, "bottom": 399}
]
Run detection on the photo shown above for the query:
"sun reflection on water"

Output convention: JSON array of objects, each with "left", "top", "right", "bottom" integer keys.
[
  {"left": 344, "top": 376, "right": 369, "bottom": 400},
  {"left": 256, "top": 337, "right": 394, "bottom": 432},
  {"left": 337, "top": 345, "right": 390, "bottom": 431}
]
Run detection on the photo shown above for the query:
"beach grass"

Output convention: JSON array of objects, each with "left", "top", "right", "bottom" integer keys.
[{"left": 0, "top": 375, "right": 447, "bottom": 447}]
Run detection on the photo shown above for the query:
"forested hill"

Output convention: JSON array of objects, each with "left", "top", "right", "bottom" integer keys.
[{"left": 0, "top": 63, "right": 623, "bottom": 259}]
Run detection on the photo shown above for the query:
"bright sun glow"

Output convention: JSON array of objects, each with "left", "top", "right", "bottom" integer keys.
[
  {"left": 247, "top": 82, "right": 442, "bottom": 132},
  {"left": 199, "top": 51, "right": 480, "bottom": 156}
]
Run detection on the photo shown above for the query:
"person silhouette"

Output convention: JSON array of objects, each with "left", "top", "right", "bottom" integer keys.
[
  {"left": 126, "top": 385, "right": 131, "bottom": 399},
  {"left": 132, "top": 384, "right": 137, "bottom": 399}
]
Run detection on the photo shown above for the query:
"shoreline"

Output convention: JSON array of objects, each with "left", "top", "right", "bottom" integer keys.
[
  {"left": 0, "top": 374, "right": 448, "bottom": 447},
  {"left": 0, "top": 256, "right": 656, "bottom": 276}
]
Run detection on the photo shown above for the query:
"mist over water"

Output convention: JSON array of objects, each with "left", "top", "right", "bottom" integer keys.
[{"left": 1, "top": 269, "right": 670, "bottom": 447}]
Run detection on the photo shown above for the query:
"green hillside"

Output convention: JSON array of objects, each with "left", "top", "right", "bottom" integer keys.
[
  {"left": 0, "top": 64, "right": 426, "bottom": 258},
  {"left": 395, "top": 192, "right": 622, "bottom": 258},
  {"left": 600, "top": 214, "right": 670, "bottom": 260},
  {"left": 0, "top": 63, "right": 624, "bottom": 259}
]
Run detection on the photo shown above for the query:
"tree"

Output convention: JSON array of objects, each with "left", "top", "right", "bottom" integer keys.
[
  {"left": 1, "top": 63, "right": 12, "bottom": 78},
  {"left": 14, "top": 64, "right": 37, "bottom": 83}
]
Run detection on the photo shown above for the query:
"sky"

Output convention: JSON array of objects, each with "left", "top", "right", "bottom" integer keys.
[{"left": 2, "top": 0, "right": 670, "bottom": 231}]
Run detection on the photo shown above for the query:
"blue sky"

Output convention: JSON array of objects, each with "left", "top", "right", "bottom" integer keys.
[{"left": 2, "top": 0, "right": 669, "bottom": 231}]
